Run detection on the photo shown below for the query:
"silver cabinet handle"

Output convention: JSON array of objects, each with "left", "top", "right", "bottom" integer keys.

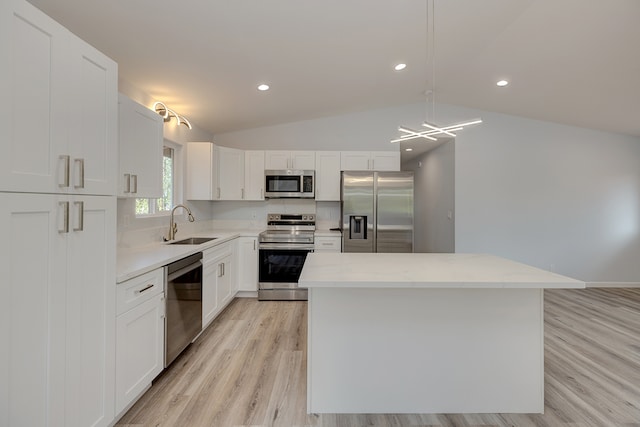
[
  {"left": 59, "top": 155, "right": 70, "bottom": 188},
  {"left": 74, "top": 158, "right": 85, "bottom": 189},
  {"left": 132, "top": 174, "right": 138, "bottom": 194},
  {"left": 217, "top": 187, "right": 221, "bottom": 199},
  {"left": 124, "top": 173, "right": 131, "bottom": 193},
  {"left": 260, "top": 188, "right": 263, "bottom": 199},
  {"left": 253, "top": 239, "right": 256, "bottom": 250},
  {"left": 241, "top": 188, "right": 244, "bottom": 199},
  {"left": 218, "top": 262, "right": 223, "bottom": 277},
  {"left": 59, "top": 201, "right": 69, "bottom": 233},
  {"left": 135, "top": 284, "right": 154, "bottom": 294},
  {"left": 73, "top": 201, "right": 84, "bottom": 232}
]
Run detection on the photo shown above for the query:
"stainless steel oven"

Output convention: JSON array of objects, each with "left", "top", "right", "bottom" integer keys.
[
  {"left": 258, "top": 213, "right": 315, "bottom": 300},
  {"left": 165, "top": 252, "right": 202, "bottom": 367}
]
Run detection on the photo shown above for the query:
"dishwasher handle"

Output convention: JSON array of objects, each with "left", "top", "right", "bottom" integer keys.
[{"left": 167, "top": 260, "right": 202, "bottom": 282}]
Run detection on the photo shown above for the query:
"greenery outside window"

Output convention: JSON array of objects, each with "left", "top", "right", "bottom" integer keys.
[{"left": 136, "top": 146, "right": 174, "bottom": 216}]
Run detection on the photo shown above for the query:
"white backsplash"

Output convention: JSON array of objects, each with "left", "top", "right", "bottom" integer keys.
[{"left": 117, "top": 198, "right": 340, "bottom": 249}]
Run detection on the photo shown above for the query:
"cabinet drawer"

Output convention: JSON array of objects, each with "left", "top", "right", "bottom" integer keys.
[
  {"left": 117, "top": 268, "right": 164, "bottom": 316},
  {"left": 203, "top": 241, "right": 233, "bottom": 264},
  {"left": 314, "top": 237, "right": 341, "bottom": 252}
]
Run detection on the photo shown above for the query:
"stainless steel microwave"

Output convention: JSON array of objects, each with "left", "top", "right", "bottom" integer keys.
[{"left": 264, "top": 170, "right": 315, "bottom": 198}]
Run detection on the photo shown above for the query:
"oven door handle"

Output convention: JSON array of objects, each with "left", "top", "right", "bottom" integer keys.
[
  {"left": 258, "top": 243, "right": 315, "bottom": 251},
  {"left": 167, "top": 260, "right": 202, "bottom": 282}
]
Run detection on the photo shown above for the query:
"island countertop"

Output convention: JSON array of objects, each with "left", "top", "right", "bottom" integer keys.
[{"left": 299, "top": 252, "right": 585, "bottom": 289}]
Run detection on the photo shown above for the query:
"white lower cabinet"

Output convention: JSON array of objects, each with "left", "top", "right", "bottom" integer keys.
[
  {"left": 238, "top": 236, "right": 259, "bottom": 292},
  {"left": 0, "top": 192, "right": 116, "bottom": 427},
  {"left": 202, "top": 241, "right": 235, "bottom": 328},
  {"left": 115, "top": 268, "right": 165, "bottom": 416}
]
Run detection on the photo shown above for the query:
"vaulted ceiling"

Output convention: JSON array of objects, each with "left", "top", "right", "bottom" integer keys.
[{"left": 28, "top": 0, "right": 640, "bottom": 137}]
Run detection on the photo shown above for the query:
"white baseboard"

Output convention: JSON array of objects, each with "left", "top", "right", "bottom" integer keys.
[{"left": 586, "top": 282, "right": 640, "bottom": 288}]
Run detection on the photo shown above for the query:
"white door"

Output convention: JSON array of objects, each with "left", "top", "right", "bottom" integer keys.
[
  {"left": 0, "top": 0, "right": 68, "bottom": 193},
  {"left": 65, "top": 195, "right": 116, "bottom": 427},
  {"left": 265, "top": 151, "right": 291, "bottom": 170},
  {"left": 315, "top": 151, "right": 341, "bottom": 201},
  {"left": 238, "top": 237, "right": 258, "bottom": 291},
  {"left": 291, "top": 151, "right": 316, "bottom": 170},
  {"left": 118, "top": 94, "right": 163, "bottom": 198},
  {"left": 0, "top": 193, "right": 67, "bottom": 426},
  {"left": 115, "top": 293, "right": 164, "bottom": 414},
  {"left": 217, "top": 146, "right": 244, "bottom": 200},
  {"left": 244, "top": 151, "right": 265, "bottom": 200},
  {"left": 341, "top": 151, "right": 371, "bottom": 171},
  {"left": 371, "top": 152, "right": 401, "bottom": 171},
  {"left": 67, "top": 37, "right": 118, "bottom": 196},
  {"left": 186, "top": 142, "right": 214, "bottom": 200},
  {"left": 202, "top": 258, "right": 220, "bottom": 327}
]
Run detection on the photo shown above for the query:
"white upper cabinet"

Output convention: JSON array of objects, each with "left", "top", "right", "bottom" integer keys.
[
  {"left": 265, "top": 150, "right": 315, "bottom": 170},
  {"left": 186, "top": 143, "right": 245, "bottom": 201},
  {"left": 244, "top": 150, "right": 265, "bottom": 200},
  {"left": 341, "top": 151, "right": 400, "bottom": 171},
  {"left": 0, "top": 0, "right": 117, "bottom": 195},
  {"left": 118, "top": 94, "right": 163, "bottom": 198},
  {"left": 315, "top": 151, "right": 341, "bottom": 201}
]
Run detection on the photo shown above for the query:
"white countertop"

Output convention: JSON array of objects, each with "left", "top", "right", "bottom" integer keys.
[
  {"left": 314, "top": 229, "right": 342, "bottom": 237},
  {"left": 299, "top": 252, "right": 585, "bottom": 289},
  {"left": 116, "top": 229, "right": 261, "bottom": 283}
]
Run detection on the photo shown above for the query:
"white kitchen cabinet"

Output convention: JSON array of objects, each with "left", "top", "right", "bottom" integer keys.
[
  {"left": 0, "top": 192, "right": 116, "bottom": 427},
  {"left": 340, "top": 151, "right": 400, "bottom": 171},
  {"left": 115, "top": 268, "right": 165, "bottom": 416},
  {"left": 315, "top": 151, "right": 342, "bottom": 201},
  {"left": 265, "top": 150, "right": 315, "bottom": 170},
  {"left": 238, "top": 236, "right": 259, "bottom": 292},
  {"left": 202, "top": 241, "right": 235, "bottom": 328},
  {"left": 314, "top": 235, "right": 342, "bottom": 253},
  {"left": 0, "top": 0, "right": 117, "bottom": 195},
  {"left": 118, "top": 94, "right": 163, "bottom": 198},
  {"left": 244, "top": 150, "right": 265, "bottom": 200},
  {"left": 186, "top": 143, "right": 245, "bottom": 201}
]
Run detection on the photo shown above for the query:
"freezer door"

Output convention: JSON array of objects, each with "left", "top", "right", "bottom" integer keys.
[
  {"left": 376, "top": 172, "right": 414, "bottom": 253},
  {"left": 342, "top": 172, "right": 375, "bottom": 252}
]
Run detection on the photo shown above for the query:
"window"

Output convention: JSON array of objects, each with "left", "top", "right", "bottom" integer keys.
[{"left": 136, "top": 146, "right": 175, "bottom": 216}]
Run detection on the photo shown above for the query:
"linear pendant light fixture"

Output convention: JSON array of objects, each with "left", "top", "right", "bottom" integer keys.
[{"left": 391, "top": 0, "right": 481, "bottom": 144}]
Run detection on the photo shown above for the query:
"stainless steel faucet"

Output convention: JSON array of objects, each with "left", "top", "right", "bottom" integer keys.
[{"left": 164, "top": 204, "right": 195, "bottom": 241}]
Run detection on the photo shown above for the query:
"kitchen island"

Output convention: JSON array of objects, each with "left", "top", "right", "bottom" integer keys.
[{"left": 298, "top": 253, "right": 585, "bottom": 414}]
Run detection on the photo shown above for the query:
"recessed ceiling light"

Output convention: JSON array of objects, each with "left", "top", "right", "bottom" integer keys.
[
  {"left": 394, "top": 63, "right": 407, "bottom": 71},
  {"left": 496, "top": 80, "right": 509, "bottom": 87},
  {"left": 405, "top": 148, "right": 413, "bottom": 152},
  {"left": 257, "top": 84, "right": 270, "bottom": 91}
]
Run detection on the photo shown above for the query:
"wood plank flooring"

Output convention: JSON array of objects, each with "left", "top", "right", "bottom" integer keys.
[{"left": 116, "top": 288, "right": 640, "bottom": 426}]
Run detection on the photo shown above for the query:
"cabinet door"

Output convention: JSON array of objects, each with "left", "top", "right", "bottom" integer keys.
[
  {"left": 291, "top": 151, "right": 315, "bottom": 170},
  {"left": 67, "top": 37, "right": 118, "bottom": 196},
  {"left": 244, "top": 151, "right": 265, "bottom": 200},
  {"left": 202, "top": 260, "right": 220, "bottom": 328},
  {"left": 216, "top": 255, "right": 233, "bottom": 308},
  {"left": 238, "top": 237, "right": 258, "bottom": 291},
  {"left": 341, "top": 151, "right": 371, "bottom": 171},
  {"left": 65, "top": 195, "right": 116, "bottom": 427},
  {"left": 0, "top": 0, "right": 68, "bottom": 193},
  {"left": 115, "top": 293, "right": 164, "bottom": 415},
  {"left": 264, "top": 151, "right": 291, "bottom": 169},
  {"left": 217, "top": 146, "right": 244, "bottom": 200},
  {"left": 118, "top": 94, "right": 163, "bottom": 198},
  {"left": 186, "top": 142, "right": 214, "bottom": 200},
  {"left": 315, "top": 151, "right": 341, "bottom": 201},
  {"left": 371, "top": 151, "right": 400, "bottom": 171},
  {"left": 0, "top": 193, "right": 67, "bottom": 426}
]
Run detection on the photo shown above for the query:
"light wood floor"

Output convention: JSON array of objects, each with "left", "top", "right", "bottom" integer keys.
[{"left": 116, "top": 288, "right": 640, "bottom": 426}]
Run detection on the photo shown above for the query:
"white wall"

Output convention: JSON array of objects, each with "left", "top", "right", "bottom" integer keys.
[
  {"left": 404, "top": 141, "right": 455, "bottom": 253},
  {"left": 216, "top": 102, "right": 640, "bottom": 283}
]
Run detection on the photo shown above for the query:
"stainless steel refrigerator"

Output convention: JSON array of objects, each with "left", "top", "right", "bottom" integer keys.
[{"left": 341, "top": 171, "right": 414, "bottom": 253}]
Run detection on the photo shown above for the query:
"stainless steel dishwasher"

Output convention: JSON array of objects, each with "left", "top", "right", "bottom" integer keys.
[{"left": 165, "top": 252, "right": 202, "bottom": 367}]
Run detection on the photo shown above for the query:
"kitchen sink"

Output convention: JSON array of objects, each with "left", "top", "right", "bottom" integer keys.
[{"left": 169, "top": 237, "right": 217, "bottom": 245}]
